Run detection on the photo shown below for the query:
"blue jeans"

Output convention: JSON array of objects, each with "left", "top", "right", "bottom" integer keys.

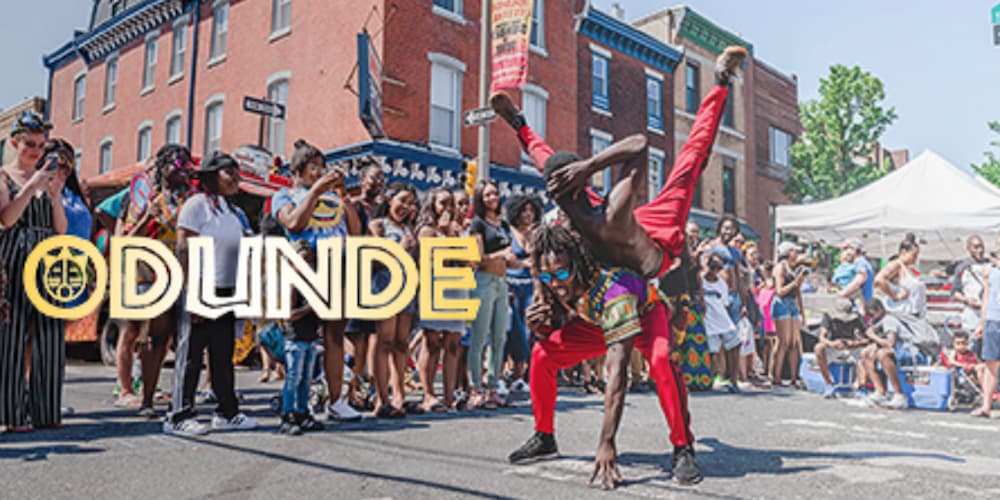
[
  {"left": 282, "top": 340, "right": 316, "bottom": 416},
  {"left": 506, "top": 282, "right": 533, "bottom": 364},
  {"left": 469, "top": 272, "right": 509, "bottom": 389}
]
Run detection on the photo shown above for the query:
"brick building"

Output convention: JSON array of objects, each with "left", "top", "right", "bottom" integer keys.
[
  {"left": 0, "top": 97, "right": 47, "bottom": 167},
  {"left": 634, "top": 6, "right": 802, "bottom": 253},
  {"left": 575, "top": 6, "right": 681, "bottom": 201},
  {"left": 43, "top": 0, "right": 599, "bottom": 199}
]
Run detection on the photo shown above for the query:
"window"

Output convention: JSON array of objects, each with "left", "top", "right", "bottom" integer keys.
[
  {"left": 271, "top": 0, "right": 292, "bottom": 34},
  {"left": 74, "top": 151, "right": 81, "bottom": 176},
  {"left": 723, "top": 156, "right": 736, "bottom": 214},
  {"left": 266, "top": 79, "right": 289, "bottom": 157},
  {"left": 210, "top": 1, "right": 229, "bottom": 60},
  {"left": 137, "top": 125, "right": 152, "bottom": 162},
  {"left": 646, "top": 76, "right": 662, "bottom": 131},
  {"left": 530, "top": 0, "right": 544, "bottom": 49},
  {"left": 99, "top": 140, "right": 113, "bottom": 174},
  {"left": 170, "top": 20, "right": 187, "bottom": 78},
  {"left": 722, "top": 92, "right": 735, "bottom": 128},
  {"left": 111, "top": 1, "right": 125, "bottom": 16},
  {"left": 521, "top": 85, "right": 547, "bottom": 164},
  {"left": 104, "top": 56, "right": 118, "bottom": 108},
  {"left": 433, "top": 0, "right": 461, "bottom": 15},
  {"left": 142, "top": 37, "right": 157, "bottom": 90},
  {"left": 591, "top": 52, "right": 609, "bottom": 110},
  {"left": 590, "top": 130, "right": 612, "bottom": 195},
  {"left": 73, "top": 74, "right": 86, "bottom": 120},
  {"left": 205, "top": 100, "right": 224, "bottom": 155},
  {"left": 429, "top": 57, "right": 463, "bottom": 150},
  {"left": 685, "top": 63, "right": 699, "bottom": 113},
  {"left": 769, "top": 126, "right": 792, "bottom": 167},
  {"left": 648, "top": 148, "right": 665, "bottom": 203},
  {"left": 165, "top": 115, "right": 182, "bottom": 144}
]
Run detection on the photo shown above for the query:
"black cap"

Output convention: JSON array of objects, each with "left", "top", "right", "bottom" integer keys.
[{"left": 197, "top": 150, "right": 239, "bottom": 175}]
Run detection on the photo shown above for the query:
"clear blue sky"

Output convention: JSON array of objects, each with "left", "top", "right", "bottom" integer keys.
[{"left": 2, "top": 1, "right": 999, "bottom": 170}]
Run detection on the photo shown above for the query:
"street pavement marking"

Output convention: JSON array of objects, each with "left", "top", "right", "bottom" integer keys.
[
  {"left": 817, "top": 464, "right": 902, "bottom": 484},
  {"left": 923, "top": 420, "right": 999, "bottom": 432},
  {"left": 819, "top": 442, "right": 1000, "bottom": 478},
  {"left": 503, "top": 457, "right": 691, "bottom": 499},
  {"left": 772, "top": 419, "right": 929, "bottom": 440}
]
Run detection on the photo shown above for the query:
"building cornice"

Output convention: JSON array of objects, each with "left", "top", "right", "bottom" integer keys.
[
  {"left": 578, "top": 7, "right": 682, "bottom": 74},
  {"left": 676, "top": 6, "right": 753, "bottom": 57}
]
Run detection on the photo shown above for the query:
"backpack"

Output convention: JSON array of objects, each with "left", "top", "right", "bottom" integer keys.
[{"left": 887, "top": 312, "right": 941, "bottom": 357}]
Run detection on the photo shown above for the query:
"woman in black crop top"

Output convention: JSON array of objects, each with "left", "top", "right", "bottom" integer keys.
[{"left": 467, "top": 180, "right": 512, "bottom": 409}]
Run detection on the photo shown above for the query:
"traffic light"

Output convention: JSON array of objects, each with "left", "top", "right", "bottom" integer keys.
[{"left": 463, "top": 159, "right": 477, "bottom": 196}]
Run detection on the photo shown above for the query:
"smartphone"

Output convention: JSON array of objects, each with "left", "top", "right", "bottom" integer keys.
[{"left": 42, "top": 153, "right": 61, "bottom": 171}]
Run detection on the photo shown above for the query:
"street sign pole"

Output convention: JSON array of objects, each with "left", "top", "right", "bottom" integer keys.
[
  {"left": 257, "top": 96, "right": 266, "bottom": 148},
  {"left": 477, "top": 0, "right": 491, "bottom": 182}
]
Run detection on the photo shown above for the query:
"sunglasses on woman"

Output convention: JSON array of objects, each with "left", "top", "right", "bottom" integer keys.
[{"left": 538, "top": 267, "right": 571, "bottom": 284}]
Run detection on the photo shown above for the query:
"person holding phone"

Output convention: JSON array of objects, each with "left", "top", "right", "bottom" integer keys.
[
  {"left": 771, "top": 242, "right": 807, "bottom": 388},
  {"left": 0, "top": 116, "right": 70, "bottom": 432}
]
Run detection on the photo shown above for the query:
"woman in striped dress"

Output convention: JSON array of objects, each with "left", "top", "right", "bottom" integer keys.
[{"left": 0, "top": 120, "right": 69, "bottom": 431}]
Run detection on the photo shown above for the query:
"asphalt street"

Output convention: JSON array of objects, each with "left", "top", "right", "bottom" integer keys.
[{"left": 2, "top": 361, "right": 1000, "bottom": 499}]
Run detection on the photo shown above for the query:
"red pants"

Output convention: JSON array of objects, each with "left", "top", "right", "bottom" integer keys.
[
  {"left": 517, "top": 85, "right": 730, "bottom": 278},
  {"left": 528, "top": 301, "right": 694, "bottom": 447}
]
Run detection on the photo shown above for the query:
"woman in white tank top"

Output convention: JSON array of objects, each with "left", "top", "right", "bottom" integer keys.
[{"left": 875, "top": 236, "right": 926, "bottom": 318}]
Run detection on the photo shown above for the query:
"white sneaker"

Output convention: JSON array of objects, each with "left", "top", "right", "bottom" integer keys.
[
  {"left": 882, "top": 393, "right": 908, "bottom": 410},
  {"left": 865, "top": 392, "right": 889, "bottom": 408},
  {"left": 164, "top": 418, "right": 209, "bottom": 436},
  {"left": 211, "top": 412, "right": 259, "bottom": 431},
  {"left": 497, "top": 379, "right": 510, "bottom": 397},
  {"left": 511, "top": 379, "right": 530, "bottom": 393},
  {"left": 327, "top": 397, "right": 363, "bottom": 422}
]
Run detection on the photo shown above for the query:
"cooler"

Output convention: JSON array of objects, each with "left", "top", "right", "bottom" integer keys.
[
  {"left": 889, "top": 366, "right": 952, "bottom": 411},
  {"left": 800, "top": 353, "right": 855, "bottom": 394}
]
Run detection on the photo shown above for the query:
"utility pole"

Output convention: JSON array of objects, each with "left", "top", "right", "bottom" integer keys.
[{"left": 477, "top": 0, "right": 491, "bottom": 182}]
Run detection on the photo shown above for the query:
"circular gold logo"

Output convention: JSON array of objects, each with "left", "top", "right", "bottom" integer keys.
[{"left": 24, "top": 236, "right": 108, "bottom": 320}]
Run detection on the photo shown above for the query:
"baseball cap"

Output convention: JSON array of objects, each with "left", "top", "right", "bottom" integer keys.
[
  {"left": 197, "top": 151, "right": 239, "bottom": 175},
  {"left": 777, "top": 241, "right": 803, "bottom": 258},
  {"left": 839, "top": 238, "right": 864, "bottom": 252}
]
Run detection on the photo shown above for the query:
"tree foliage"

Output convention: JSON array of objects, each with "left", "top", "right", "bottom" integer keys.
[
  {"left": 972, "top": 121, "right": 1000, "bottom": 188},
  {"left": 784, "top": 65, "right": 897, "bottom": 203}
]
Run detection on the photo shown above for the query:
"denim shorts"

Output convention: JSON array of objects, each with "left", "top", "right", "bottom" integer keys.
[
  {"left": 771, "top": 296, "right": 801, "bottom": 320},
  {"left": 983, "top": 319, "right": 1000, "bottom": 361},
  {"left": 372, "top": 268, "right": 417, "bottom": 315},
  {"left": 417, "top": 286, "right": 468, "bottom": 334}
]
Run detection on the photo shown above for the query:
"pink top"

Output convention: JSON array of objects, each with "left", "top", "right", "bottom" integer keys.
[{"left": 756, "top": 287, "right": 777, "bottom": 334}]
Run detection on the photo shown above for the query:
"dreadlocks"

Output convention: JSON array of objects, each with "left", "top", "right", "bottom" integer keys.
[{"left": 531, "top": 224, "right": 602, "bottom": 313}]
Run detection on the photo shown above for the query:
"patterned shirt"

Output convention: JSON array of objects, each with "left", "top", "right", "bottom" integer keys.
[{"left": 574, "top": 267, "right": 662, "bottom": 345}]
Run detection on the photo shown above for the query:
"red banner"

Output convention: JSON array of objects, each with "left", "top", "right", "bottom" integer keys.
[{"left": 490, "top": 0, "right": 534, "bottom": 93}]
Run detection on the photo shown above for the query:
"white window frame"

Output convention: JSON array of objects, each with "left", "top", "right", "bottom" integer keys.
[
  {"left": 99, "top": 137, "right": 114, "bottom": 174},
  {"left": 169, "top": 15, "right": 189, "bottom": 82},
  {"left": 590, "top": 45, "right": 611, "bottom": 112},
  {"left": 209, "top": 0, "right": 229, "bottom": 65},
  {"left": 769, "top": 126, "right": 792, "bottom": 168},
  {"left": 142, "top": 33, "right": 158, "bottom": 94},
  {"left": 72, "top": 70, "right": 87, "bottom": 122},
  {"left": 428, "top": 52, "right": 466, "bottom": 152},
  {"left": 648, "top": 147, "right": 666, "bottom": 203},
  {"left": 521, "top": 83, "right": 548, "bottom": 165},
  {"left": 589, "top": 129, "right": 613, "bottom": 195},
  {"left": 530, "top": 0, "right": 545, "bottom": 53},
  {"left": 265, "top": 71, "right": 291, "bottom": 157},
  {"left": 73, "top": 150, "right": 81, "bottom": 176},
  {"left": 165, "top": 109, "right": 183, "bottom": 145},
  {"left": 137, "top": 121, "right": 153, "bottom": 162},
  {"left": 204, "top": 94, "right": 225, "bottom": 155},
  {"left": 271, "top": 0, "right": 292, "bottom": 39},
  {"left": 103, "top": 53, "right": 119, "bottom": 112},
  {"left": 646, "top": 70, "right": 663, "bottom": 133}
]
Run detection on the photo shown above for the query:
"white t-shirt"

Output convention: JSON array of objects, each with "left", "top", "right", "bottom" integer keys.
[
  {"left": 177, "top": 193, "right": 250, "bottom": 288},
  {"left": 702, "top": 275, "right": 735, "bottom": 336}
]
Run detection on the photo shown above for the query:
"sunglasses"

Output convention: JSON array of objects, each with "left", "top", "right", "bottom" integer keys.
[
  {"left": 21, "top": 139, "right": 45, "bottom": 150},
  {"left": 538, "top": 267, "right": 571, "bottom": 284}
]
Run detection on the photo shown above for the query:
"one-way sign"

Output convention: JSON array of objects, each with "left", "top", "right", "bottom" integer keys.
[
  {"left": 464, "top": 107, "right": 496, "bottom": 127},
  {"left": 243, "top": 96, "right": 286, "bottom": 119}
]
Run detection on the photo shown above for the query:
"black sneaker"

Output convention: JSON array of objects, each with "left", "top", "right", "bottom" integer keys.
[
  {"left": 672, "top": 446, "right": 703, "bottom": 485},
  {"left": 298, "top": 414, "right": 325, "bottom": 432},
  {"left": 279, "top": 420, "right": 302, "bottom": 436},
  {"left": 508, "top": 432, "right": 559, "bottom": 464},
  {"left": 489, "top": 92, "right": 526, "bottom": 130}
]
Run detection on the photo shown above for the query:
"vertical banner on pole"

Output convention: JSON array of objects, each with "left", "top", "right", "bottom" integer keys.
[{"left": 489, "top": 0, "right": 534, "bottom": 93}]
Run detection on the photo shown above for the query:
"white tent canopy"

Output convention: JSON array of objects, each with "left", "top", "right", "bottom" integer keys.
[{"left": 775, "top": 150, "right": 1000, "bottom": 260}]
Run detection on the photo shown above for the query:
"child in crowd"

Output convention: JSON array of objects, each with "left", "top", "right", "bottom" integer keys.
[
  {"left": 703, "top": 250, "right": 742, "bottom": 393},
  {"left": 280, "top": 241, "right": 326, "bottom": 436},
  {"left": 832, "top": 251, "right": 858, "bottom": 291},
  {"left": 939, "top": 331, "right": 986, "bottom": 384}
]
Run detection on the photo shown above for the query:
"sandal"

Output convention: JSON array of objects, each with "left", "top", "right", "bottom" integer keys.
[
  {"left": 375, "top": 404, "right": 406, "bottom": 419},
  {"left": 257, "top": 372, "right": 272, "bottom": 383},
  {"left": 402, "top": 401, "right": 426, "bottom": 415},
  {"left": 423, "top": 401, "right": 449, "bottom": 413},
  {"left": 114, "top": 393, "right": 142, "bottom": 409}
]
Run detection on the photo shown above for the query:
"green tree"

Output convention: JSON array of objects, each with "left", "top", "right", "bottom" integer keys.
[
  {"left": 972, "top": 121, "right": 1000, "bottom": 187},
  {"left": 784, "top": 65, "right": 897, "bottom": 203}
]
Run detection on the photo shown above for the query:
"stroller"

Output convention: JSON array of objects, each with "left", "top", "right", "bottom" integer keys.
[
  {"left": 938, "top": 317, "right": 984, "bottom": 412},
  {"left": 258, "top": 322, "right": 330, "bottom": 416}
]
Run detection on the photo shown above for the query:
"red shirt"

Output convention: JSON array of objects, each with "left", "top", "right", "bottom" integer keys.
[{"left": 940, "top": 349, "right": 978, "bottom": 372}]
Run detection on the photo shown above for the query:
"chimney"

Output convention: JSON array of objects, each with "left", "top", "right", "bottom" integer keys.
[{"left": 610, "top": 2, "right": 625, "bottom": 21}]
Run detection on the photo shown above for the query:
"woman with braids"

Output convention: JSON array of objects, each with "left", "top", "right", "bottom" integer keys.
[
  {"left": 414, "top": 187, "right": 466, "bottom": 412},
  {"left": 369, "top": 182, "right": 419, "bottom": 417},
  {"left": 507, "top": 225, "right": 701, "bottom": 488},
  {"left": 501, "top": 193, "right": 543, "bottom": 396},
  {"left": 272, "top": 139, "right": 363, "bottom": 422},
  {"left": 112, "top": 144, "right": 194, "bottom": 416},
  {"left": 0, "top": 121, "right": 69, "bottom": 432}
]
